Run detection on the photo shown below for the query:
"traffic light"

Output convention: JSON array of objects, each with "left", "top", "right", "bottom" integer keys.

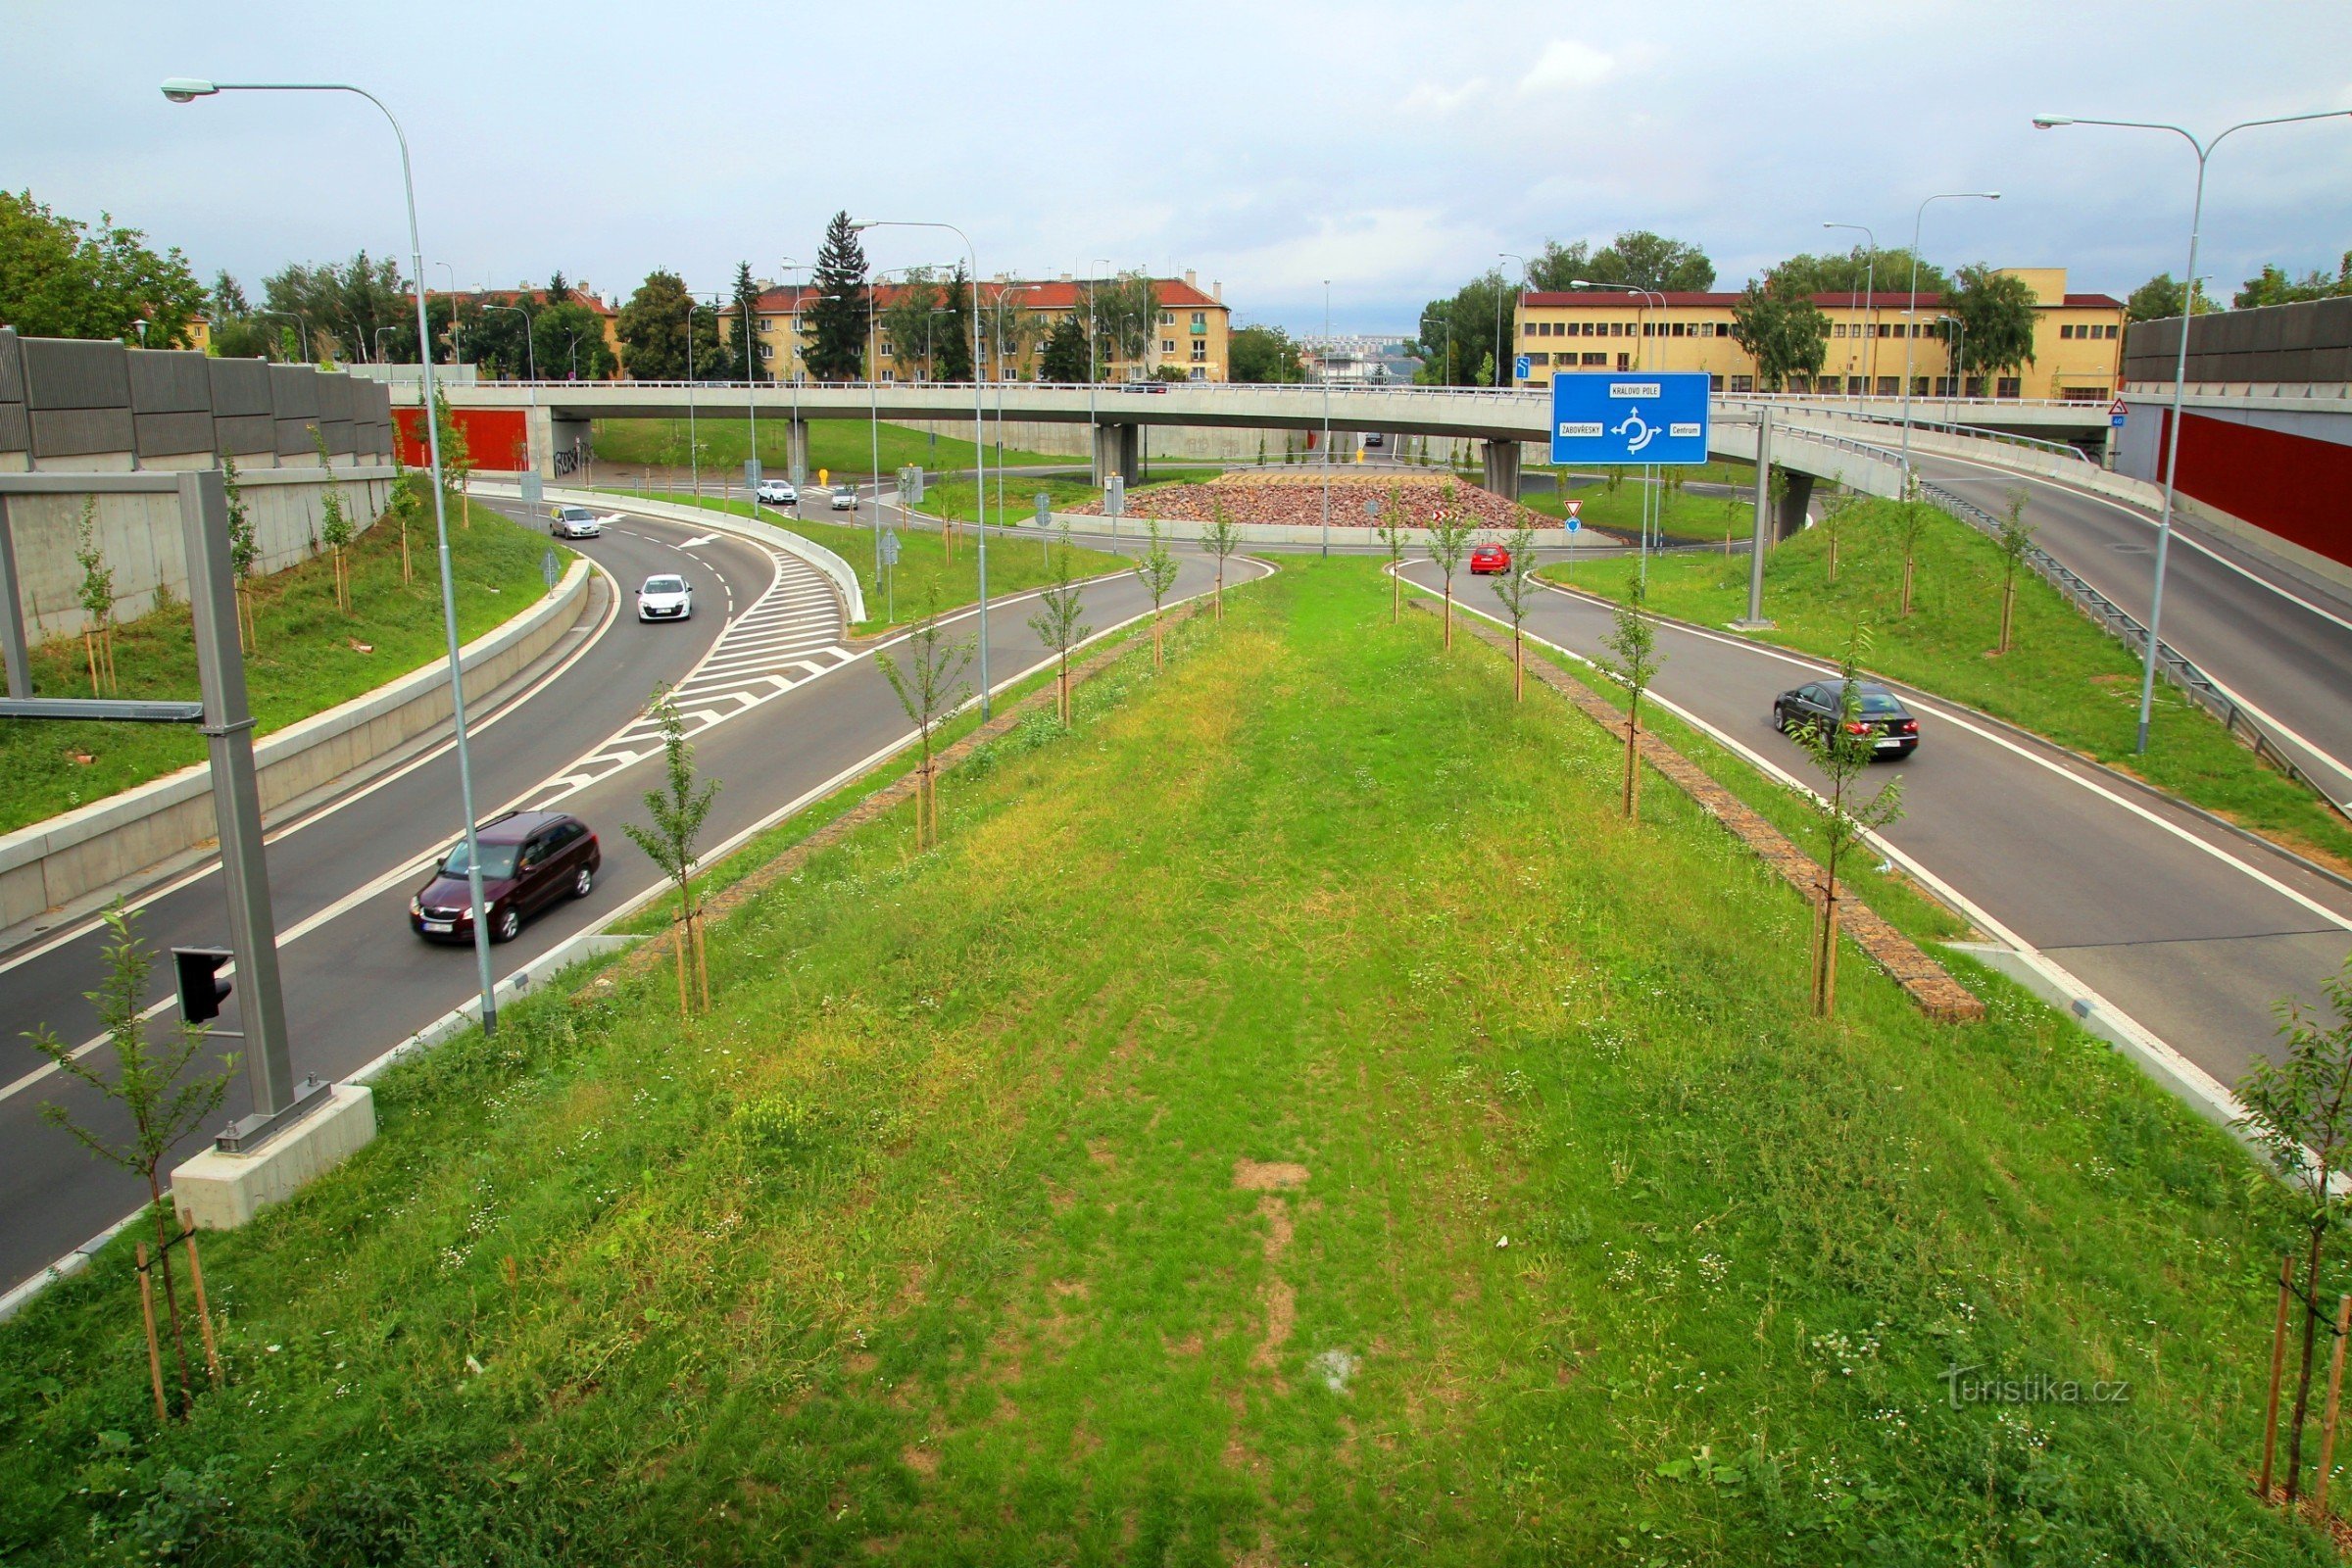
[{"left": 172, "top": 946, "right": 233, "bottom": 1024}]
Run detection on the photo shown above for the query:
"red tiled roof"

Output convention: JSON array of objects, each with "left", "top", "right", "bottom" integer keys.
[{"left": 731, "top": 277, "right": 1223, "bottom": 314}]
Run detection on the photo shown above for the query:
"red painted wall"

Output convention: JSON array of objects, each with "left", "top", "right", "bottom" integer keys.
[
  {"left": 2165, "top": 409, "right": 2352, "bottom": 570},
  {"left": 391, "top": 407, "right": 529, "bottom": 472}
]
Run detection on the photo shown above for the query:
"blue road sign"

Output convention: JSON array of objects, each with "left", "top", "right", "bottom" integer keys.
[
  {"left": 1513, "top": 354, "right": 1532, "bottom": 382},
  {"left": 2110, "top": 414, "right": 2126, "bottom": 428},
  {"left": 1567, "top": 514, "right": 1581, "bottom": 533},
  {"left": 1549, "top": 371, "right": 1711, "bottom": 466}
]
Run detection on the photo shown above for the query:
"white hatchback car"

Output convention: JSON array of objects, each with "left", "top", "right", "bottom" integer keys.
[
  {"left": 636, "top": 573, "right": 692, "bottom": 622},
  {"left": 828, "top": 485, "right": 858, "bottom": 512}
]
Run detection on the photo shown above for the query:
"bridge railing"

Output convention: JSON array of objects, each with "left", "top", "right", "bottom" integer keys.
[
  {"left": 1725, "top": 398, "right": 2098, "bottom": 463},
  {"left": 1920, "top": 479, "right": 2348, "bottom": 818}
]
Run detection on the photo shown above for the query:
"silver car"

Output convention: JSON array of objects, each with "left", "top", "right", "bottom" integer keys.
[
  {"left": 828, "top": 485, "right": 858, "bottom": 512},
  {"left": 550, "top": 505, "right": 606, "bottom": 539}
]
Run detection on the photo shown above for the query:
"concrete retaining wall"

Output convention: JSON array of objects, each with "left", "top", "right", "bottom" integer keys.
[{"left": 0, "top": 560, "right": 593, "bottom": 928}]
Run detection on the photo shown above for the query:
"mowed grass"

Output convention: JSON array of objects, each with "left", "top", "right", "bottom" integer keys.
[
  {"left": 1522, "top": 469, "right": 1755, "bottom": 546},
  {"left": 591, "top": 416, "right": 1077, "bottom": 480},
  {"left": 1, "top": 559, "right": 2335, "bottom": 1564},
  {"left": 612, "top": 490, "right": 1128, "bottom": 636},
  {"left": 0, "top": 496, "right": 564, "bottom": 836},
  {"left": 1545, "top": 498, "right": 2352, "bottom": 869}
]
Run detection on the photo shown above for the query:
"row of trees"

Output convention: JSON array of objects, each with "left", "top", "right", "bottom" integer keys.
[{"left": 207, "top": 260, "right": 618, "bottom": 378}]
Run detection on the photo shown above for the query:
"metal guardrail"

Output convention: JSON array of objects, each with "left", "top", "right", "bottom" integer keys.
[
  {"left": 1920, "top": 479, "right": 2350, "bottom": 818},
  {"left": 1727, "top": 399, "right": 2098, "bottom": 463}
]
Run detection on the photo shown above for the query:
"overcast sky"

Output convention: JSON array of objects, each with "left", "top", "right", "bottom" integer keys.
[{"left": 13, "top": 1, "right": 2351, "bottom": 335}]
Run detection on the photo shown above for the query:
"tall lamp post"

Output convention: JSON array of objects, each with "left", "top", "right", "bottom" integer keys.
[
  {"left": 164, "top": 77, "right": 501, "bottom": 1032},
  {"left": 1897, "top": 191, "right": 1999, "bottom": 480},
  {"left": 437, "top": 261, "right": 464, "bottom": 368},
  {"left": 1822, "top": 220, "right": 1877, "bottom": 406},
  {"left": 479, "top": 300, "right": 533, "bottom": 395},
  {"left": 775, "top": 257, "right": 809, "bottom": 488},
  {"left": 1936, "top": 313, "right": 1964, "bottom": 406},
  {"left": 2033, "top": 107, "right": 2350, "bottom": 755},
  {"left": 855, "top": 220, "right": 995, "bottom": 715},
  {"left": 1496, "top": 252, "right": 1528, "bottom": 389},
  {"left": 1320, "top": 279, "right": 1332, "bottom": 557},
  {"left": 864, "top": 266, "right": 923, "bottom": 579}
]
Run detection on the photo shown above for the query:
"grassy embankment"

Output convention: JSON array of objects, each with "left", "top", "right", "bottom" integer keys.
[
  {"left": 0, "top": 559, "right": 2333, "bottom": 1564},
  {"left": 0, "top": 496, "right": 563, "bottom": 837},
  {"left": 590, "top": 417, "right": 1077, "bottom": 481},
  {"left": 1545, "top": 496, "right": 2352, "bottom": 869},
  {"left": 1520, "top": 461, "right": 1757, "bottom": 545},
  {"left": 610, "top": 491, "right": 1127, "bottom": 636}
]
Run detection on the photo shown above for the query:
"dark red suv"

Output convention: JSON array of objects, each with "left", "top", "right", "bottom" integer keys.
[{"left": 410, "top": 810, "right": 600, "bottom": 944}]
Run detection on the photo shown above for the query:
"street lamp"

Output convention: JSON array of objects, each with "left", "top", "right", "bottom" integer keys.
[
  {"left": 855, "top": 220, "right": 994, "bottom": 715},
  {"left": 479, "top": 301, "right": 534, "bottom": 398},
  {"left": 1822, "top": 220, "right": 1878, "bottom": 405},
  {"left": 437, "top": 261, "right": 463, "bottom": 367},
  {"left": 864, "top": 265, "right": 923, "bottom": 580},
  {"left": 2033, "top": 106, "right": 2351, "bottom": 754},
  {"left": 1936, "top": 313, "right": 1964, "bottom": 404},
  {"left": 254, "top": 308, "right": 311, "bottom": 364},
  {"left": 1321, "top": 278, "right": 1332, "bottom": 557},
  {"left": 988, "top": 282, "right": 1035, "bottom": 527},
  {"left": 1496, "top": 252, "right": 1528, "bottom": 389},
  {"left": 165, "top": 76, "right": 501, "bottom": 1033},
  {"left": 1897, "top": 191, "right": 1999, "bottom": 479},
  {"left": 371, "top": 324, "right": 398, "bottom": 365}
]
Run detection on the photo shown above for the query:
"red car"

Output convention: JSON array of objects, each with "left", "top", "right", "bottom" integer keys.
[
  {"left": 410, "top": 810, "right": 600, "bottom": 944},
  {"left": 1469, "top": 543, "right": 1513, "bottom": 575}
]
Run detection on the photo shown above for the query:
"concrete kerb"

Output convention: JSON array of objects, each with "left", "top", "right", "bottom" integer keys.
[
  {"left": 0, "top": 560, "right": 595, "bottom": 931},
  {"left": 479, "top": 480, "right": 866, "bottom": 623}
]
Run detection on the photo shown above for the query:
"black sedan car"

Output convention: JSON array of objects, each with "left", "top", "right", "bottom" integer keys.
[
  {"left": 411, "top": 810, "right": 600, "bottom": 943},
  {"left": 1772, "top": 679, "right": 1920, "bottom": 760}
]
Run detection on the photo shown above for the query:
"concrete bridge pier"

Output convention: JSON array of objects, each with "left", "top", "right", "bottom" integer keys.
[
  {"left": 1092, "top": 421, "right": 1141, "bottom": 486},
  {"left": 784, "top": 416, "right": 809, "bottom": 484},
  {"left": 1480, "top": 439, "right": 1522, "bottom": 502},
  {"left": 525, "top": 405, "right": 597, "bottom": 480},
  {"left": 1775, "top": 469, "right": 1814, "bottom": 542}
]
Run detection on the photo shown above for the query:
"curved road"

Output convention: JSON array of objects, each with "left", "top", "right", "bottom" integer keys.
[{"left": 2, "top": 498, "right": 1239, "bottom": 1297}]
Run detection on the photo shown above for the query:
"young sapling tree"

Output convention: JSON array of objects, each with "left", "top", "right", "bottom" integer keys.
[
  {"left": 1993, "top": 488, "right": 2035, "bottom": 655},
  {"left": 73, "top": 498, "right": 117, "bottom": 694},
  {"left": 1895, "top": 471, "right": 1931, "bottom": 617},
  {"left": 314, "top": 428, "right": 354, "bottom": 612},
  {"left": 24, "top": 904, "right": 237, "bottom": 1419},
  {"left": 1373, "top": 486, "right": 1413, "bottom": 625},
  {"left": 1597, "top": 573, "right": 1662, "bottom": 819},
  {"left": 623, "top": 688, "right": 720, "bottom": 1017},
  {"left": 1201, "top": 503, "right": 1243, "bottom": 621},
  {"left": 1490, "top": 515, "right": 1541, "bottom": 701},
  {"left": 2236, "top": 954, "right": 2352, "bottom": 1507},
  {"left": 877, "top": 604, "right": 975, "bottom": 850},
  {"left": 1135, "top": 519, "right": 1180, "bottom": 668},
  {"left": 1026, "top": 564, "right": 1092, "bottom": 727},
  {"left": 1425, "top": 491, "right": 1476, "bottom": 649},
  {"left": 1789, "top": 622, "right": 1907, "bottom": 1017}
]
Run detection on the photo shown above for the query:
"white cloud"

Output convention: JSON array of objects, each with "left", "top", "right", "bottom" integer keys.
[
  {"left": 1195, "top": 208, "right": 1485, "bottom": 300},
  {"left": 1402, "top": 77, "right": 1491, "bottom": 116},
  {"left": 1518, "top": 38, "right": 1616, "bottom": 95}
]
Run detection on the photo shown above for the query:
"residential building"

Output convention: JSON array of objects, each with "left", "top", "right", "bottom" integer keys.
[
  {"left": 1511, "top": 268, "right": 2126, "bottom": 401},
  {"left": 717, "top": 271, "right": 1232, "bottom": 383}
]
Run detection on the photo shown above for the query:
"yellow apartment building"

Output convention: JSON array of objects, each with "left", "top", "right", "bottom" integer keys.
[
  {"left": 719, "top": 272, "right": 1233, "bottom": 382},
  {"left": 1513, "top": 268, "right": 2126, "bottom": 401}
]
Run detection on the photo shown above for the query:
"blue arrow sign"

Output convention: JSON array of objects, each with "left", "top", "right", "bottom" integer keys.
[
  {"left": 1513, "top": 354, "right": 1532, "bottom": 382},
  {"left": 1549, "top": 370, "right": 1710, "bottom": 466}
]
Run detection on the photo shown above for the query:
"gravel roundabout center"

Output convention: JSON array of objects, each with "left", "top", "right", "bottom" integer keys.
[{"left": 1075, "top": 470, "right": 1560, "bottom": 529}]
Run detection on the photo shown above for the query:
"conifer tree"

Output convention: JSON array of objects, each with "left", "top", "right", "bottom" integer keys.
[{"left": 805, "top": 211, "right": 870, "bottom": 382}]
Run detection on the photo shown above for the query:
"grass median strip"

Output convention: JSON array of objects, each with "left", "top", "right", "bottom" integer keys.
[
  {"left": 590, "top": 416, "right": 1075, "bottom": 479},
  {"left": 1547, "top": 497, "right": 2352, "bottom": 870},
  {"left": 0, "top": 497, "right": 564, "bottom": 837},
  {"left": 0, "top": 558, "right": 2327, "bottom": 1564}
]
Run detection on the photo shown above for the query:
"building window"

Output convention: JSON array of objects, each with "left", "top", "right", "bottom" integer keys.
[
  {"left": 1191, "top": 343, "right": 1206, "bottom": 363},
  {"left": 881, "top": 369, "right": 895, "bottom": 383},
  {"left": 1189, "top": 367, "right": 1205, "bottom": 380},
  {"left": 1581, "top": 351, "right": 1606, "bottom": 367},
  {"left": 1876, "top": 375, "right": 1898, "bottom": 396},
  {"left": 1160, "top": 312, "right": 1175, "bottom": 325},
  {"left": 1191, "top": 312, "right": 1205, "bottom": 330},
  {"left": 1790, "top": 374, "right": 1811, "bottom": 392},
  {"left": 2061, "top": 323, "right": 2076, "bottom": 340},
  {"left": 1997, "top": 376, "right": 2022, "bottom": 398},
  {"left": 759, "top": 343, "right": 773, "bottom": 362},
  {"left": 1833, "top": 323, "right": 1846, "bottom": 338},
  {"left": 1933, "top": 375, "right": 1954, "bottom": 395},
  {"left": 1615, "top": 352, "right": 1630, "bottom": 370},
  {"left": 1730, "top": 374, "right": 1753, "bottom": 393},
  {"left": 2061, "top": 385, "right": 2109, "bottom": 402},
  {"left": 1709, "top": 374, "right": 1725, "bottom": 392},
  {"left": 1528, "top": 352, "right": 1550, "bottom": 367},
  {"left": 2106, "top": 323, "right": 2120, "bottom": 339},
  {"left": 1162, "top": 338, "right": 1175, "bottom": 354}
]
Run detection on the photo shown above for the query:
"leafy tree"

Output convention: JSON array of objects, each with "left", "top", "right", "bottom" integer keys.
[
  {"left": 1228, "top": 323, "right": 1305, "bottom": 383},
  {"left": 805, "top": 210, "right": 870, "bottom": 382},
  {"left": 1135, "top": 520, "right": 1181, "bottom": 669},
  {"left": 1598, "top": 575, "right": 1661, "bottom": 819},
  {"left": 1525, "top": 231, "right": 1716, "bottom": 293},
  {"left": 1894, "top": 471, "right": 1930, "bottom": 617},
  {"left": 980, "top": 285, "right": 1039, "bottom": 380},
  {"left": 2126, "top": 272, "right": 2220, "bottom": 323},
  {"left": 623, "top": 688, "right": 720, "bottom": 1018},
  {"left": 1027, "top": 562, "right": 1092, "bottom": 725},
  {"left": 1490, "top": 515, "right": 1542, "bottom": 701},
  {"left": 1759, "top": 246, "right": 1948, "bottom": 301},
  {"left": 1788, "top": 625, "right": 1904, "bottom": 1017},
  {"left": 1084, "top": 270, "right": 1158, "bottom": 377},
  {"left": 2236, "top": 954, "right": 2352, "bottom": 1506},
  {"left": 1992, "top": 489, "right": 2034, "bottom": 655},
  {"left": 1411, "top": 270, "right": 1508, "bottom": 388},
  {"left": 1039, "top": 312, "right": 1091, "bottom": 383},
  {"left": 209, "top": 270, "right": 249, "bottom": 318},
  {"left": 221, "top": 453, "right": 260, "bottom": 647},
  {"left": 617, "top": 270, "right": 726, "bottom": 382},
  {"left": 1202, "top": 504, "right": 1243, "bottom": 620},
  {"left": 728, "top": 261, "right": 763, "bottom": 382},
  {"left": 877, "top": 267, "right": 943, "bottom": 382},
  {"left": 935, "top": 264, "right": 975, "bottom": 383},
  {"left": 1944, "top": 265, "right": 2037, "bottom": 392},
  {"left": 1424, "top": 494, "right": 1476, "bottom": 649},
  {"left": 2233, "top": 254, "right": 2352, "bottom": 310},
  {"left": 313, "top": 429, "right": 354, "bottom": 612},
  {"left": 1373, "top": 488, "right": 1412, "bottom": 624},
  {"left": 1819, "top": 476, "right": 1852, "bottom": 586},
  {"left": 0, "top": 189, "right": 206, "bottom": 345},
  {"left": 73, "top": 498, "right": 117, "bottom": 694},
  {"left": 24, "top": 904, "right": 237, "bottom": 1419},
  {"left": 432, "top": 390, "right": 474, "bottom": 532},
  {"left": 1729, "top": 274, "right": 1830, "bottom": 390},
  {"left": 878, "top": 605, "right": 974, "bottom": 848},
  {"left": 533, "top": 299, "right": 615, "bottom": 381},
  {"left": 264, "top": 252, "right": 411, "bottom": 364}
]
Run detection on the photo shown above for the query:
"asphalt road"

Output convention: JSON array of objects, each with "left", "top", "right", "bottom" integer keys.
[
  {"left": 1902, "top": 447, "right": 2352, "bottom": 807},
  {"left": 1402, "top": 557, "right": 2352, "bottom": 1108},
  {"left": 1, "top": 496, "right": 1239, "bottom": 1296}
]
